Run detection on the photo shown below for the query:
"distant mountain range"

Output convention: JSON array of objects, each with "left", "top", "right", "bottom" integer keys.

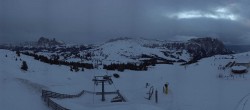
[
  {"left": 0, "top": 37, "right": 233, "bottom": 67},
  {"left": 17, "top": 37, "right": 65, "bottom": 47},
  {"left": 225, "top": 45, "right": 250, "bottom": 53}
]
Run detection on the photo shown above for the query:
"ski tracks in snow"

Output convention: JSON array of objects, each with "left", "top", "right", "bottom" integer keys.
[
  {"left": 16, "top": 78, "right": 48, "bottom": 93},
  {"left": 235, "top": 93, "right": 250, "bottom": 110},
  {"left": 163, "top": 88, "right": 176, "bottom": 110}
]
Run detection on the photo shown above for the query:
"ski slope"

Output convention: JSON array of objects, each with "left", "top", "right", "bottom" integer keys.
[{"left": 1, "top": 49, "right": 250, "bottom": 110}]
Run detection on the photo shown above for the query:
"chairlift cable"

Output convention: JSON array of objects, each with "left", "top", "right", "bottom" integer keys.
[{"left": 106, "top": 71, "right": 118, "bottom": 90}]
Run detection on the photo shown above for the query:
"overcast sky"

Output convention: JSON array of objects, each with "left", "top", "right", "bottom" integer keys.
[{"left": 1, "top": 0, "right": 250, "bottom": 44}]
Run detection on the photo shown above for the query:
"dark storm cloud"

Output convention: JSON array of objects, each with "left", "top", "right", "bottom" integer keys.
[{"left": 0, "top": 0, "right": 250, "bottom": 44}]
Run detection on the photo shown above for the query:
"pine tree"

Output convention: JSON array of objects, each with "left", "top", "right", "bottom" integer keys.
[
  {"left": 16, "top": 51, "right": 20, "bottom": 57},
  {"left": 70, "top": 66, "right": 73, "bottom": 71},
  {"left": 21, "top": 61, "right": 28, "bottom": 71},
  {"left": 73, "top": 65, "right": 79, "bottom": 72}
]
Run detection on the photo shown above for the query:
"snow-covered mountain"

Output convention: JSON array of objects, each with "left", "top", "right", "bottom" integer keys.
[
  {"left": 1, "top": 37, "right": 233, "bottom": 71},
  {"left": 37, "top": 37, "right": 65, "bottom": 47},
  {"left": 91, "top": 37, "right": 232, "bottom": 64}
]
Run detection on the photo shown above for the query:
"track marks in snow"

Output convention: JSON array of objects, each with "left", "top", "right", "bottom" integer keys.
[
  {"left": 236, "top": 93, "right": 250, "bottom": 110},
  {"left": 16, "top": 78, "right": 48, "bottom": 93}
]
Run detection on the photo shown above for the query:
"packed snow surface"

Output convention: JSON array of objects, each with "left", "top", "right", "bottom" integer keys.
[{"left": 1, "top": 49, "right": 250, "bottom": 110}]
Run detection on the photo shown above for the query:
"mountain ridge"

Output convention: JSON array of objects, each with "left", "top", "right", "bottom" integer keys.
[{"left": 0, "top": 37, "right": 233, "bottom": 70}]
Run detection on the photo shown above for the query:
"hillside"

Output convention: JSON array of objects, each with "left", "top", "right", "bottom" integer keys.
[
  {"left": 1, "top": 37, "right": 233, "bottom": 71},
  {"left": 1, "top": 49, "right": 250, "bottom": 110}
]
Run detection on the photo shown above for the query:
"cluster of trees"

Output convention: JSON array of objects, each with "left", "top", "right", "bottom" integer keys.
[
  {"left": 143, "top": 58, "right": 174, "bottom": 65},
  {"left": 141, "top": 54, "right": 174, "bottom": 64},
  {"left": 142, "top": 58, "right": 157, "bottom": 66},
  {"left": 70, "top": 64, "right": 84, "bottom": 72},
  {"left": 103, "top": 63, "right": 148, "bottom": 72},
  {"left": 21, "top": 61, "right": 28, "bottom": 71},
  {"left": 16, "top": 50, "right": 21, "bottom": 57},
  {"left": 103, "top": 57, "right": 175, "bottom": 72},
  {"left": 22, "top": 52, "right": 94, "bottom": 71}
]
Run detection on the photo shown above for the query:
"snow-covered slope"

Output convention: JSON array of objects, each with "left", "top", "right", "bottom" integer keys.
[
  {"left": 3, "top": 37, "right": 232, "bottom": 68},
  {"left": 1, "top": 49, "right": 250, "bottom": 110},
  {"left": 84, "top": 37, "right": 232, "bottom": 65},
  {"left": 86, "top": 38, "right": 190, "bottom": 64}
]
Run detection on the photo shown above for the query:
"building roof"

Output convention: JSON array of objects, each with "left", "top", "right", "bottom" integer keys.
[{"left": 231, "top": 66, "right": 247, "bottom": 71}]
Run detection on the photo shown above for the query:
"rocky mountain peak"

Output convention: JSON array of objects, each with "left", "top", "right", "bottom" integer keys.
[
  {"left": 37, "top": 37, "right": 65, "bottom": 47},
  {"left": 186, "top": 37, "right": 233, "bottom": 61}
]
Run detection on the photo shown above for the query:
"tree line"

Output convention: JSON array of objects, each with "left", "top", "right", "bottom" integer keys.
[
  {"left": 103, "top": 58, "right": 174, "bottom": 72},
  {"left": 21, "top": 52, "right": 94, "bottom": 71},
  {"left": 103, "top": 63, "right": 148, "bottom": 72}
]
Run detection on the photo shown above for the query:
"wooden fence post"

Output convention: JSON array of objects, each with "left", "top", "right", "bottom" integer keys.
[
  {"left": 155, "top": 90, "right": 158, "bottom": 103},
  {"left": 47, "top": 98, "right": 50, "bottom": 107}
]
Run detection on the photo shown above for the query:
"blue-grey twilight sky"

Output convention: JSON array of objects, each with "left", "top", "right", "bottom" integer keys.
[{"left": 1, "top": 0, "right": 250, "bottom": 44}]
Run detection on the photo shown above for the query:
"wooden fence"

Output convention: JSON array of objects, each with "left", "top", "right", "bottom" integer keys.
[
  {"left": 41, "top": 89, "right": 126, "bottom": 110},
  {"left": 41, "top": 90, "right": 85, "bottom": 110}
]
